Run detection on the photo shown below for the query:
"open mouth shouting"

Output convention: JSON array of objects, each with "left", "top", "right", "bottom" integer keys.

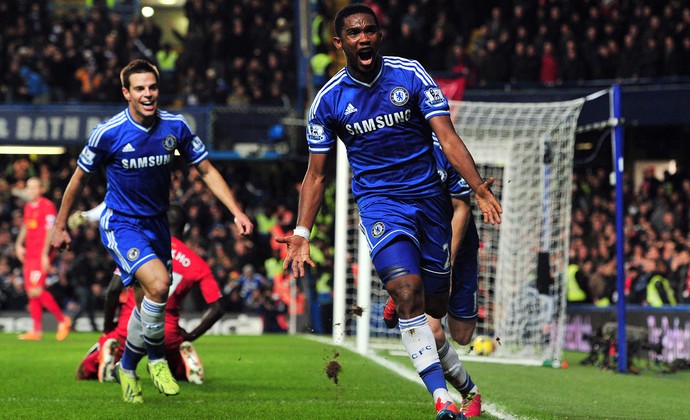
[{"left": 357, "top": 48, "right": 375, "bottom": 68}]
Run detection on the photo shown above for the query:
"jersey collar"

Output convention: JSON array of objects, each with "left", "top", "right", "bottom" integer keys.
[
  {"left": 345, "top": 60, "right": 383, "bottom": 88},
  {"left": 125, "top": 108, "right": 159, "bottom": 132}
]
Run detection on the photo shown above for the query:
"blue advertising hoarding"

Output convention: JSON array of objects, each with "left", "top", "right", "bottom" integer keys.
[{"left": 0, "top": 105, "right": 208, "bottom": 146}]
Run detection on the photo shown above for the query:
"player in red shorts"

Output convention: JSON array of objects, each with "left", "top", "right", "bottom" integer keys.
[
  {"left": 76, "top": 205, "right": 225, "bottom": 384},
  {"left": 15, "top": 177, "right": 71, "bottom": 341}
]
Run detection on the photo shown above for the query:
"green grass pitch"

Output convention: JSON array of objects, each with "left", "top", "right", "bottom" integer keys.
[{"left": 1, "top": 332, "right": 688, "bottom": 419}]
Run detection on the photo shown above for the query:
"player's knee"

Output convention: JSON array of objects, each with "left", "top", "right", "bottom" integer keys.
[
  {"left": 450, "top": 330, "right": 473, "bottom": 346},
  {"left": 145, "top": 281, "right": 169, "bottom": 302},
  {"left": 386, "top": 276, "right": 424, "bottom": 317},
  {"left": 448, "top": 319, "right": 477, "bottom": 346}
]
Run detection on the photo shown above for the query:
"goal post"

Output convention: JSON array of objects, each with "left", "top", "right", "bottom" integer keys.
[{"left": 333, "top": 97, "right": 588, "bottom": 364}]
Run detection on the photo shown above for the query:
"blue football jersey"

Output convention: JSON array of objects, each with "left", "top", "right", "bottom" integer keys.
[
  {"left": 307, "top": 56, "right": 451, "bottom": 202},
  {"left": 433, "top": 139, "right": 471, "bottom": 198},
  {"left": 78, "top": 108, "right": 208, "bottom": 217}
]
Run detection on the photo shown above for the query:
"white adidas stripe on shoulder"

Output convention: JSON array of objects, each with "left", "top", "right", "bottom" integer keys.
[
  {"left": 309, "top": 69, "right": 347, "bottom": 120},
  {"left": 87, "top": 111, "right": 127, "bottom": 148},
  {"left": 383, "top": 56, "right": 435, "bottom": 86},
  {"left": 159, "top": 110, "right": 194, "bottom": 132}
]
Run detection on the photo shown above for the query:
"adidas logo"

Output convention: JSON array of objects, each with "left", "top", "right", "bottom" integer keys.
[
  {"left": 344, "top": 103, "right": 357, "bottom": 115},
  {"left": 122, "top": 143, "right": 135, "bottom": 152}
]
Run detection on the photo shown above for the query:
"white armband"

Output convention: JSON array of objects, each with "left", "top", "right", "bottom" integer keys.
[{"left": 293, "top": 225, "right": 311, "bottom": 241}]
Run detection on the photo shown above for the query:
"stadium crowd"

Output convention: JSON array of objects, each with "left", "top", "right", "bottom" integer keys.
[
  {"left": 2, "top": 1, "right": 690, "bottom": 107},
  {"left": 0, "top": 0, "right": 296, "bottom": 106},
  {"left": 568, "top": 164, "right": 690, "bottom": 307}
]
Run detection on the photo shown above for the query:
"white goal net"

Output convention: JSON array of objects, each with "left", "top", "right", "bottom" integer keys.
[{"left": 333, "top": 98, "right": 586, "bottom": 364}]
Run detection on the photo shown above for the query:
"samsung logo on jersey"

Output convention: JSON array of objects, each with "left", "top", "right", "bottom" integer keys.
[
  {"left": 122, "top": 154, "right": 171, "bottom": 169},
  {"left": 345, "top": 110, "right": 411, "bottom": 135}
]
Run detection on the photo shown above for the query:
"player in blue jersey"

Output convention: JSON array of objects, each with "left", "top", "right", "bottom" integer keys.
[
  {"left": 277, "top": 5, "right": 501, "bottom": 420},
  {"left": 384, "top": 140, "right": 483, "bottom": 417},
  {"left": 50, "top": 59, "right": 253, "bottom": 403}
]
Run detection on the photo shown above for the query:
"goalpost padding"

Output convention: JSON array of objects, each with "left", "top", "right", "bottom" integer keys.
[{"left": 334, "top": 98, "right": 586, "bottom": 364}]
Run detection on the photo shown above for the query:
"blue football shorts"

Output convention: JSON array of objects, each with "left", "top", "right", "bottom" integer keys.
[
  {"left": 447, "top": 216, "right": 479, "bottom": 320},
  {"left": 358, "top": 193, "right": 452, "bottom": 295},
  {"left": 99, "top": 208, "right": 172, "bottom": 287}
]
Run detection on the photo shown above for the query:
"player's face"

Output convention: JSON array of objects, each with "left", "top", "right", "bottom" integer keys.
[
  {"left": 25, "top": 179, "right": 43, "bottom": 202},
  {"left": 122, "top": 72, "right": 159, "bottom": 125},
  {"left": 334, "top": 13, "right": 381, "bottom": 82}
]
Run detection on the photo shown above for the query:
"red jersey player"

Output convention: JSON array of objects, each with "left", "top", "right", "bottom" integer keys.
[
  {"left": 76, "top": 205, "right": 225, "bottom": 384},
  {"left": 15, "top": 177, "right": 71, "bottom": 341}
]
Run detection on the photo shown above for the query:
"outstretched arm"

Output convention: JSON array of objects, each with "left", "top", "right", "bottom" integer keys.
[
  {"left": 195, "top": 159, "right": 253, "bottom": 236},
  {"left": 51, "top": 167, "right": 92, "bottom": 251},
  {"left": 276, "top": 152, "right": 329, "bottom": 278},
  {"left": 181, "top": 300, "right": 225, "bottom": 342},
  {"left": 430, "top": 115, "right": 502, "bottom": 225},
  {"left": 103, "top": 273, "right": 125, "bottom": 333}
]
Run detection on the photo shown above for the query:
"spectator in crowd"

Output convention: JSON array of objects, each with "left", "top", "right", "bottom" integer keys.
[
  {"left": 645, "top": 260, "right": 677, "bottom": 307},
  {"left": 236, "top": 263, "right": 269, "bottom": 310},
  {"left": 539, "top": 41, "right": 559, "bottom": 85},
  {"left": 618, "top": 34, "right": 640, "bottom": 80},
  {"left": 74, "top": 51, "right": 104, "bottom": 102},
  {"left": 156, "top": 42, "right": 179, "bottom": 91},
  {"left": 446, "top": 41, "right": 477, "bottom": 85},
  {"left": 509, "top": 42, "right": 539, "bottom": 83},
  {"left": 257, "top": 285, "right": 288, "bottom": 333},
  {"left": 559, "top": 40, "right": 587, "bottom": 83}
]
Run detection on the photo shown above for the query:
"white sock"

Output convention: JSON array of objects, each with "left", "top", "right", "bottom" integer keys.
[
  {"left": 400, "top": 314, "right": 450, "bottom": 404},
  {"left": 126, "top": 307, "right": 146, "bottom": 349},
  {"left": 140, "top": 296, "right": 166, "bottom": 360},
  {"left": 400, "top": 314, "right": 441, "bottom": 373},
  {"left": 438, "top": 340, "right": 478, "bottom": 395}
]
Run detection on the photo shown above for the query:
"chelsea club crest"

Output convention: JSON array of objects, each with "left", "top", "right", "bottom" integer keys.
[
  {"left": 163, "top": 135, "right": 177, "bottom": 151},
  {"left": 372, "top": 222, "right": 385, "bottom": 238},
  {"left": 127, "top": 248, "right": 140, "bottom": 261},
  {"left": 389, "top": 87, "right": 409, "bottom": 106}
]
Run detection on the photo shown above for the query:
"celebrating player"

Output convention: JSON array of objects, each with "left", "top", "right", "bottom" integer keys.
[
  {"left": 277, "top": 5, "right": 501, "bottom": 420},
  {"left": 15, "top": 177, "right": 72, "bottom": 341},
  {"left": 50, "top": 59, "right": 253, "bottom": 403},
  {"left": 384, "top": 141, "right": 483, "bottom": 417},
  {"left": 76, "top": 205, "right": 225, "bottom": 385}
]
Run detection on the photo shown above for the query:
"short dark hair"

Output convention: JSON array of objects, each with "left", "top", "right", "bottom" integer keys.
[
  {"left": 120, "top": 59, "right": 159, "bottom": 89},
  {"left": 334, "top": 4, "right": 379, "bottom": 37}
]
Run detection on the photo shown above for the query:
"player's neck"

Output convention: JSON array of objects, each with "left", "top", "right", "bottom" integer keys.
[
  {"left": 140, "top": 116, "right": 156, "bottom": 127},
  {"left": 347, "top": 56, "right": 382, "bottom": 84},
  {"left": 128, "top": 107, "right": 157, "bottom": 127}
]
